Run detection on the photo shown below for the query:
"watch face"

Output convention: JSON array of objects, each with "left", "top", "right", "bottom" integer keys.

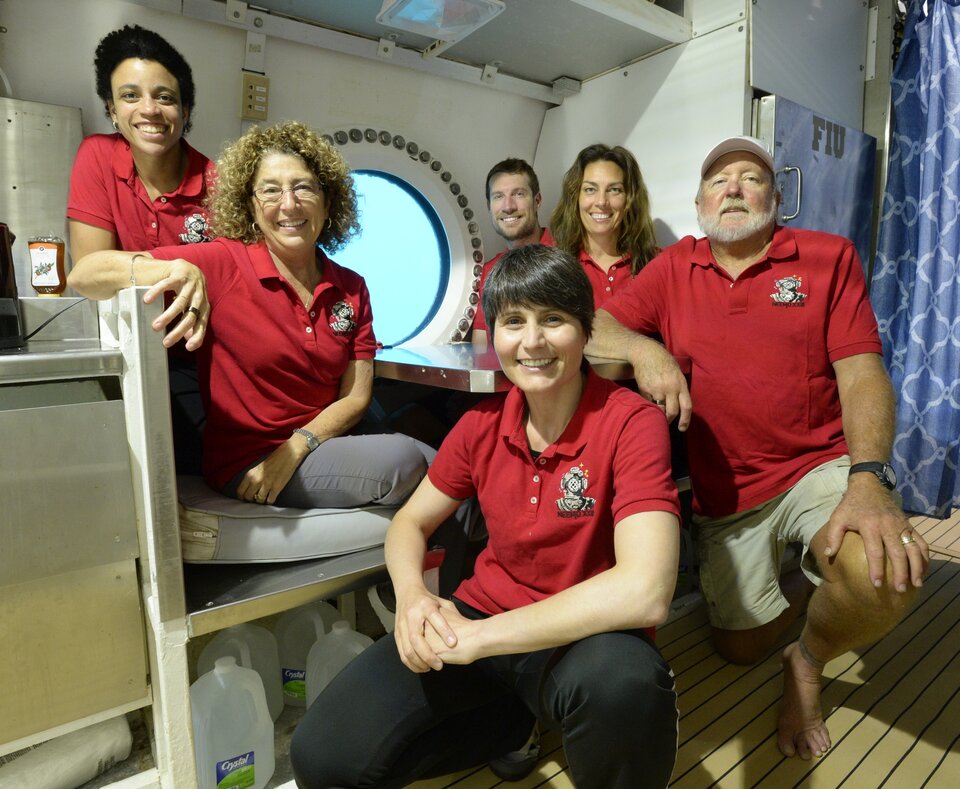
[{"left": 882, "top": 463, "right": 897, "bottom": 488}]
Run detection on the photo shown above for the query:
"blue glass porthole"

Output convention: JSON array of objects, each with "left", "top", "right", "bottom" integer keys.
[{"left": 334, "top": 170, "right": 449, "bottom": 347}]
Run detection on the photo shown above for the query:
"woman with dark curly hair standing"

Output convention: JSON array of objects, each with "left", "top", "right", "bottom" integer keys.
[
  {"left": 550, "top": 143, "right": 659, "bottom": 308},
  {"left": 68, "top": 121, "right": 429, "bottom": 509},
  {"left": 67, "top": 24, "right": 213, "bottom": 260}
]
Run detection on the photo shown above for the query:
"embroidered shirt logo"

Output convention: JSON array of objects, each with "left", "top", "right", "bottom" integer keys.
[
  {"left": 330, "top": 300, "right": 357, "bottom": 334},
  {"left": 770, "top": 275, "right": 807, "bottom": 306},
  {"left": 556, "top": 464, "right": 596, "bottom": 514},
  {"left": 179, "top": 213, "right": 211, "bottom": 244}
]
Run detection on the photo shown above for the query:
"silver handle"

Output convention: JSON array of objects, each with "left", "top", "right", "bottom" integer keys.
[{"left": 779, "top": 166, "right": 802, "bottom": 222}]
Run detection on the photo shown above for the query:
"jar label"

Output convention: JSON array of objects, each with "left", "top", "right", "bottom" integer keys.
[
  {"left": 215, "top": 750, "right": 256, "bottom": 789},
  {"left": 29, "top": 244, "right": 60, "bottom": 286}
]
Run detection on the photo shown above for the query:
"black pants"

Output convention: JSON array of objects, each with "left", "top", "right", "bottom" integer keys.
[{"left": 290, "top": 603, "right": 678, "bottom": 789}]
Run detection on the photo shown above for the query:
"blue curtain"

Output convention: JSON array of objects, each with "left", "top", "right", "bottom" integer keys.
[{"left": 873, "top": 0, "right": 960, "bottom": 517}]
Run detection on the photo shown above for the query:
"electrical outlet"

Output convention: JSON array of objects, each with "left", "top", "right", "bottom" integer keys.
[{"left": 241, "top": 72, "right": 269, "bottom": 121}]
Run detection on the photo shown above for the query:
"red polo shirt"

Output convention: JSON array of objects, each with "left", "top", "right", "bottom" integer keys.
[
  {"left": 429, "top": 370, "right": 679, "bottom": 615},
  {"left": 472, "top": 227, "right": 554, "bottom": 332},
  {"left": 603, "top": 225, "right": 882, "bottom": 517},
  {"left": 579, "top": 248, "right": 635, "bottom": 309},
  {"left": 150, "top": 239, "right": 377, "bottom": 489},
  {"left": 68, "top": 133, "right": 214, "bottom": 250}
]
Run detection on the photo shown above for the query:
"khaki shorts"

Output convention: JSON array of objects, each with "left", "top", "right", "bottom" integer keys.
[{"left": 693, "top": 457, "right": 850, "bottom": 630}]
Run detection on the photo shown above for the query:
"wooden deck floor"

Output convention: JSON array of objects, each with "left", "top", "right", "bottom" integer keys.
[{"left": 410, "top": 508, "right": 960, "bottom": 788}]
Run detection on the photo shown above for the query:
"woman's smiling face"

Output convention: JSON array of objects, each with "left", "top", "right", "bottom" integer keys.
[
  {"left": 108, "top": 58, "right": 186, "bottom": 159},
  {"left": 578, "top": 160, "right": 626, "bottom": 244},
  {"left": 250, "top": 152, "right": 328, "bottom": 259},
  {"left": 493, "top": 303, "right": 586, "bottom": 397}
]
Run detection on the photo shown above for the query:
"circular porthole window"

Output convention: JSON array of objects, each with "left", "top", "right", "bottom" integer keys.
[
  {"left": 335, "top": 171, "right": 448, "bottom": 347},
  {"left": 323, "top": 127, "right": 484, "bottom": 346}
]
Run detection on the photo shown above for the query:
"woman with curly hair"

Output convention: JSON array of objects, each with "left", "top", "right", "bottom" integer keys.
[
  {"left": 68, "top": 121, "right": 429, "bottom": 509},
  {"left": 67, "top": 24, "right": 213, "bottom": 260},
  {"left": 550, "top": 144, "right": 658, "bottom": 308}
]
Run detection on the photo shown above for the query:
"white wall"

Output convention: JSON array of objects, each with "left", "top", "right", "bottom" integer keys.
[
  {"left": 534, "top": 17, "right": 751, "bottom": 246},
  {"left": 0, "top": 0, "right": 871, "bottom": 266},
  {"left": 0, "top": 0, "right": 548, "bottom": 261},
  {"left": 750, "top": 0, "right": 869, "bottom": 131},
  {"left": 534, "top": 0, "right": 873, "bottom": 246}
]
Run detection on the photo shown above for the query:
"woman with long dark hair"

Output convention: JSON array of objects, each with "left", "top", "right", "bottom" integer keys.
[{"left": 550, "top": 143, "right": 658, "bottom": 307}]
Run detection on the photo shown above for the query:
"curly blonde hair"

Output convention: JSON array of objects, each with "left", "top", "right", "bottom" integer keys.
[
  {"left": 206, "top": 121, "right": 360, "bottom": 250},
  {"left": 549, "top": 143, "right": 659, "bottom": 275}
]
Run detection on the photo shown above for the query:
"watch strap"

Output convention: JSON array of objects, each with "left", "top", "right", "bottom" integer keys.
[
  {"left": 293, "top": 427, "right": 320, "bottom": 452},
  {"left": 848, "top": 461, "right": 895, "bottom": 489}
]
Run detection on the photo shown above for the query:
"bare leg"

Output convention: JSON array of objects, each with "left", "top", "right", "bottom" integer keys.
[
  {"left": 711, "top": 569, "right": 814, "bottom": 665},
  {"left": 777, "top": 529, "right": 917, "bottom": 759},
  {"left": 779, "top": 637, "right": 829, "bottom": 758}
]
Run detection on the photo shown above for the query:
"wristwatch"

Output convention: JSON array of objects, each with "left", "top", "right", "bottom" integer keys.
[
  {"left": 848, "top": 461, "right": 897, "bottom": 490},
  {"left": 293, "top": 427, "right": 321, "bottom": 452}
]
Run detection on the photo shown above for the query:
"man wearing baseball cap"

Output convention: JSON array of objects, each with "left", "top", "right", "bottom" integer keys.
[{"left": 588, "top": 135, "right": 928, "bottom": 760}]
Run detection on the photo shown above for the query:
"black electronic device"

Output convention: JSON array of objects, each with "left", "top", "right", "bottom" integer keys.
[{"left": 0, "top": 222, "right": 26, "bottom": 350}]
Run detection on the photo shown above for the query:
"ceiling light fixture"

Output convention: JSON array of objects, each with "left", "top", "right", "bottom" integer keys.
[{"left": 376, "top": 0, "right": 505, "bottom": 44}]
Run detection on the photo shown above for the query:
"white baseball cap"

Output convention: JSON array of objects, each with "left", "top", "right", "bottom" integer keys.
[{"left": 700, "top": 135, "right": 774, "bottom": 178}]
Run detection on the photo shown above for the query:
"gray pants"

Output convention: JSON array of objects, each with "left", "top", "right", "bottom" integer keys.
[{"left": 225, "top": 433, "right": 433, "bottom": 509}]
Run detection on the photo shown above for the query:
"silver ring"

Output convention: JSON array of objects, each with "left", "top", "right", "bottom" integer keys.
[
  {"left": 187, "top": 306, "right": 202, "bottom": 319},
  {"left": 653, "top": 399, "right": 666, "bottom": 406}
]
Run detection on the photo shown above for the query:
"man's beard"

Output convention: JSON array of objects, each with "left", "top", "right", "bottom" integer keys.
[
  {"left": 698, "top": 197, "right": 778, "bottom": 244},
  {"left": 496, "top": 213, "right": 538, "bottom": 243}
]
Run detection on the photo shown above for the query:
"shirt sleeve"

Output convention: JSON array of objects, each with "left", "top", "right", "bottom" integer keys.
[
  {"left": 600, "top": 252, "right": 668, "bottom": 336},
  {"left": 349, "top": 277, "right": 377, "bottom": 359},
  {"left": 66, "top": 137, "right": 116, "bottom": 233},
  {"left": 427, "top": 409, "right": 480, "bottom": 501},
  {"left": 611, "top": 404, "right": 680, "bottom": 523},
  {"left": 824, "top": 240, "right": 883, "bottom": 362}
]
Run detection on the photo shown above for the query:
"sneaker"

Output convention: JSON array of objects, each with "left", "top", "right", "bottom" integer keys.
[{"left": 488, "top": 722, "right": 540, "bottom": 782}]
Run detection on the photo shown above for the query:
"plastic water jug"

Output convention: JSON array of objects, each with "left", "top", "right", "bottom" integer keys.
[
  {"left": 190, "top": 656, "right": 275, "bottom": 789},
  {"left": 198, "top": 623, "right": 284, "bottom": 721},
  {"left": 305, "top": 621, "right": 374, "bottom": 706},
  {"left": 275, "top": 600, "right": 345, "bottom": 706}
]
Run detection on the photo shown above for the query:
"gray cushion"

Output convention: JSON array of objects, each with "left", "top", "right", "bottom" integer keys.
[{"left": 177, "top": 476, "right": 397, "bottom": 563}]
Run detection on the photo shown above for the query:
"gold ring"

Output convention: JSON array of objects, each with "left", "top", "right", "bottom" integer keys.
[
  {"left": 253, "top": 493, "right": 263, "bottom": 503},
  {"left": 900, "top": 527, "right": 915, "bottom": 546},
  {"left": 901, "top": 535, "right": 916, "bottom": 545}
]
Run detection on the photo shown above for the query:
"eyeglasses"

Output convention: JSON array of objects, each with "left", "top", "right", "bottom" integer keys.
[{"left": 253, "top": 183, "right": 322, "bottom": 205}]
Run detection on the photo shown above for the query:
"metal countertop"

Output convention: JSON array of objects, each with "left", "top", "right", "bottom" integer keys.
[{"left": 0, "top": 339, "right": 122, "bottom": 384}]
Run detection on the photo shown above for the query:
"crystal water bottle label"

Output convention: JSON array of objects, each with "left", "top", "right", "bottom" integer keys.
[
  {"left": 215, "top": 751, "right": 256, "bottom": 789},
  {"left": 281, "top": 668, "right": 306, "bottom": 700}
]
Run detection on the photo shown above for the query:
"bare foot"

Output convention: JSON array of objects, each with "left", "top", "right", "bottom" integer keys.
[{"left": 778, "top": 641, "right": 831, "bottom": 759}]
